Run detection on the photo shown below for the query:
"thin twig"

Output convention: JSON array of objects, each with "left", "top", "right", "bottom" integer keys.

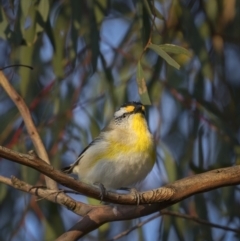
[
  {"left": 0, "top": 64, "right": 33, "bottom": 70},
  {"left": 109, "top": 210, "right": 240, "bottom": 240},
  {"left": 108, "top": 212, "right": 161, "bottom": 241},
  {"left": 0, "top": 71, "right": 57, "bottom": 189},
  {"left": 161, "top": 210, "right": 240, "bottom": 234}
]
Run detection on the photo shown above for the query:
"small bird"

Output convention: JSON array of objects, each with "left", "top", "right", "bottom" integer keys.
[{"left": 63, "top": 102, "right": 156, "bottom": 193}]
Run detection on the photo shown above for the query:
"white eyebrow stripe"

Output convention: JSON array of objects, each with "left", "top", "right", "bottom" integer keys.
[{"left": 114, "top": 108, "right": 127, "bottom": 118}]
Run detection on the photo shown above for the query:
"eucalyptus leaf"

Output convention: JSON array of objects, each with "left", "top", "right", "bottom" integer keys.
[
  {"left": 148, "top": 43, "right": 180, "bottom": 69},
  {"left": 158, "top": 44, "right": 190, "bottom": 56},
  {"left": 137, "top": 61, "right": 151, "bottom": 105},
  {"left": 37, "top": 0, "right": 49, "bottom": 22}
]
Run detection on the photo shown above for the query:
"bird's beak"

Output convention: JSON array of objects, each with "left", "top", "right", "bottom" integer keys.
[{"left": 134, "top": 105, "right": 145, "bottom": 115}]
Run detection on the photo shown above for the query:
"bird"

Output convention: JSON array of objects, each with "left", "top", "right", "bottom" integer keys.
[{"left": 63, "top": 101, "right": 156, "bottom": 196}]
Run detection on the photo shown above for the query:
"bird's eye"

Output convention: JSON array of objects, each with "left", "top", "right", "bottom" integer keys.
[{"left": 122, "top": 113, "right": 126, "bottom": 118}]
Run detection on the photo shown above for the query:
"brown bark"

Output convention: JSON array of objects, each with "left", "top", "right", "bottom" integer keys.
[{"left": 1, "top": 135, "right": 240, "bottom": 240}]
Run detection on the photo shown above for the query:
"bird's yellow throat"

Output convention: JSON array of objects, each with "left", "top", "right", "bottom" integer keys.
[{"left": 131, "top": 113, "right": 153, "bottom": 149}]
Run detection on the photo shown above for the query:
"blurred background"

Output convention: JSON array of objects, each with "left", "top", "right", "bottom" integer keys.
[{"left": 0, "top": 0, "right": 240, "bottom": 240}]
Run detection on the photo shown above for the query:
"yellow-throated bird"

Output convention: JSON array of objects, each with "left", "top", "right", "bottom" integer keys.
[{"left": 63, "top": 102, "right": 156, "bottom": 191}]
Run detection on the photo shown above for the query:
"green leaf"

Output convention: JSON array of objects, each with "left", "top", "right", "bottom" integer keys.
[
  {"left": 94, "top": 0, "right": 107, "bottom": 25},
  {"left": 21, "top": 3, "right": 37, "bottom": 44},
  {"left": 20, "top": 1, "right": 31, "bottom": 17},
  {"left": 137, "top": 61, "right": 151, "bottom": 105},
  {"left": 18, "top": 46, "right": 34, "bottom": 97},
  {"left": 37, "top": 0, "right": 49, "bottom": 22},
  {"left": 36, "top": 0, "right": 50, "bottom": 33},
  {"left": 148, "top": 43, "right": 180, "bottom": 69},
  {"left": 158, "top": 44, "right": 191, "bottom": 56}
]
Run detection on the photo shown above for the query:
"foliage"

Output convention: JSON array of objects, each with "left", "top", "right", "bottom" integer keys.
[{"left": 0, "top": 0, "right": 240, "bottom": 240}]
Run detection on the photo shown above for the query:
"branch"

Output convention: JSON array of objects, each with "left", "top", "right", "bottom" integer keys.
[
  {"left": 55, "top": 203, "right": 161, "bottom": 241},
  {"left": 109, "top": 210, "right": 240, "bottom": 241},
  {"left": 1, "top": 145, "right": 240, "bottom": 240},
  {"left": 0, "top": 174, "right": 161, "bottom": 240},
  {"left": 108, "top": 212, "right": 162, "bottom": 241},
  {"left": 161, "top": 210, "right": 240, "bottom": 234},
  {"left": 0, "top": 145, "right": 173, "bottom": 204},
  {"left": 0, "top": 175, "right": 92, "bottom": 216},
  {"left": 1, "top": 145, "right": 240, "bottom": 206},
  {"left": 0, "top": 71, "right": 57, "bottom": 189}
]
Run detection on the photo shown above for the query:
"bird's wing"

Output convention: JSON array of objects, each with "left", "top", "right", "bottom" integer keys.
[{"left": 62, "top": 137, "right": 101, "bottom": 174}]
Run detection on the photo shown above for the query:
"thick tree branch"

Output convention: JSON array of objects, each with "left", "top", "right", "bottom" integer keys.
[
  {"left": 0, "top": 71, "right": 57, "bottom": 189},
  {"left": 1, "top": 145, "right": 240, "bottom": 240},
  {"left": 55, "top": 203, "right": 161, "bottom": 241},
  {"left": 1, "top": 145, "right": 240, "bottom": 206},
  {"left": 0, "top": 145, "right": 174, "bottom": 204}
]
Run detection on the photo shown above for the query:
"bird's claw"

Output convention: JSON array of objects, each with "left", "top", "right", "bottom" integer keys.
[
  {"left": 120, "top": 187, "right": 140, "bottom": 205},
  {"left": 94, "top": 182, "right": 107, "bottom": 202}
]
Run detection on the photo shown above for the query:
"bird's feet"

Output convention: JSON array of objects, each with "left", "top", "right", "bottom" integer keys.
[
  {"left": 94, "top": 182, "right": 107, "bottom": 202},
  {"left": 120, "top": 187, "right": 140, "bottom": 205}
]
